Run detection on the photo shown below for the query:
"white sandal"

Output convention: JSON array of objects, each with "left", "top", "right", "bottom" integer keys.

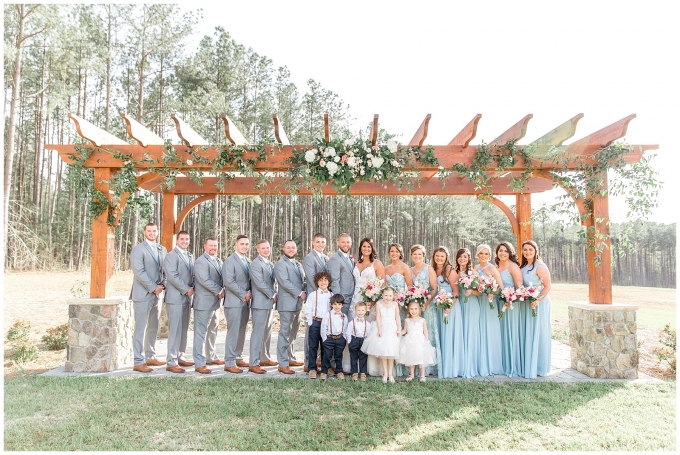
[
  {"left": 419, "top": 377, "right": 426, "bottom": 382},
  {"left": 405, "top": 375, "right": 414, "bottom": 382}
]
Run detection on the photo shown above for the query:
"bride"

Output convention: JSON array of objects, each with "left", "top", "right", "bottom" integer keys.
[{"left": 342, "top": 237, "right": 385, "bottom": 374}]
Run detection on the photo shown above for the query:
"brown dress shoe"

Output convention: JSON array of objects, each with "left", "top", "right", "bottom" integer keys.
[
  {"left": 145, "top": 358, "right": 166, "bottom": 366},
  {"left": 304, "top": 365, "right": 309, "bottom": 372},
  {"left": 178, "top": 360, "right": 195, "bottom": 367},
  {"left": 316, "top": 360, "right": 322, "bottom": 367},
  {"left": 133, "top": 364, "right": 153, "bottom": 373},
  {"left": 248, "top": 365, "right": 267, "bottom": 374},
  {"left": 278, "top": 366, "right": 295, "bottom": 375},
  {"left": 260, "top": 360, "right": 279, "bottom": 367},
  {"left": 289, "top": 360, "right": 304, "bottom": 367},
  {"left": 235, "top": 360, "right": 249, "bottom": 367},
  {"left": 195, "top": 366, "right": 211, "bottom": 374},
  {"left": 207, "top": 359, "right": 225, "bottom": 365},
  {"left": 224, "top": 365, "right": 244, "bottom": 374},
  {"left": 166, "top": 365, "right": 186, "bottom": 373}
]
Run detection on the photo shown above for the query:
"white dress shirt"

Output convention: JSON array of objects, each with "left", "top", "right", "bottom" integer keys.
[
  {"left": 345, "top": 317, "right": 371, "bottom": 343},
  {"left": 304, "top": 289, "right": 331, "bottom": 325},
  {"left": 320, "top": 309, "right": 348, "bottom": 341}
]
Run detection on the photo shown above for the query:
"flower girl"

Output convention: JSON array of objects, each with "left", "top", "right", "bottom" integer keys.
[
  {"left": 398, "top": 301, "right": 437, "bottom": 382},
  {"left": 361, "top": 287, "right": 402, "bottom": 383}
]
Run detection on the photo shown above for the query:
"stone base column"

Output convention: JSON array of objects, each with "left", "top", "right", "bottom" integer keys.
[
  {"left": 65, "top": 297, "right": 133, "bottom": 372},
  {"left": 568, "top": 301, "right": 639, "bottom": 379}
]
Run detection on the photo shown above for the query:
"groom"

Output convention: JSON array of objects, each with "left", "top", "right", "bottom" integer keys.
[{"left": 327, "top": 233, "right": 355, "bottom": 316}]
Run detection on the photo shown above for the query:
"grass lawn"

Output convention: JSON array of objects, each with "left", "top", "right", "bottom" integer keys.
[{"left": 4, "top": 377, "right": 675, "bottom": 451}]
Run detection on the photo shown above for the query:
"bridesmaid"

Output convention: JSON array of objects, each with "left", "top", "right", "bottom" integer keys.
[
  {"left": 432, "top": 246, "right": 464, "bottom": 378},
  {"left": 385, "top": 243, "right": 413, "bottom": 378},
  {"left": 474, "top": 244, "right": 504, "bottom": 376},
  {"left": 495, "top": 241, "right": 524, "bottom": 377},
  {"left": 454, "top": 247, "right": 481, "bottom": 379},
  {"left": 521, "top": 240, "right": 552, "bottom": 378},
  {"left": 410, "top": 244, "right": 440, "bottom": 377}
]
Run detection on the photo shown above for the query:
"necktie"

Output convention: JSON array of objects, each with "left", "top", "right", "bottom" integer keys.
[
  {"left": 241, "top": 257, "right": 249, "bottom": 273},
  {"left": 344, "top": 254, "right": 353, "bottom": 270},
  {"left": 292, "top": 260, "right": 302, "bottom": 277}
]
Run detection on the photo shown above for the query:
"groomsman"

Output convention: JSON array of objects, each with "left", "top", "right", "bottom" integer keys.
[
  {"left": 302, "top": 233, "right": 329, "bottom": 371},
  {"left": 327, "top": 233, "right": 355, "bottom": 316},
  {"left": 222, "top": 235, "right": 252, "bottom": 373},
  {"left": 248, "top": 240, "right": 277, "bottom": 374},
  {"left": 129, "top": 222, "right": 167, "bottom": 373},
  {"left": 163, "top": 230, "right": 195, "bottom": 373},
  {"left": 192, "top": 237, "right": 224, "bottom": 374},
  {"left": 273, "top": 240, "right": 307, "bottom": 374}
]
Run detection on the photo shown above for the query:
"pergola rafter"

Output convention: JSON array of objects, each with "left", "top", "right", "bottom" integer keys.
[{"left": 48, "top": 112, "right": 657, "bottom": 305}]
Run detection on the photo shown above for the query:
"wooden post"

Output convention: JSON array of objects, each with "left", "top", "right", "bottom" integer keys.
[
  {"left": 515, "top": 193, "right": 532, "bottom": 248},
  {"left": 90, "top": 168, "right": 115, "bottom": 298},
  {"left": 161, "top": 192, "right": 177, "bottom": 252},
  {"left": 586, "top": 172, "right": 613, "bottom": 304}
]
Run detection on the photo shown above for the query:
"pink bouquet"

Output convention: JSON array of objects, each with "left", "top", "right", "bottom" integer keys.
[
  {"left": 434, "top": 290, "right": 457, "bottom": 324},
  {"left": 456, "top": 271, "right": 481, "bottom": 303},
  {"left": 405, "top": 283, "right": 430, "bottom": 307},
  {"left": 360, "top": 277, "right": 384, "bottom": 303},
  {"left": 521, "top": 282, "right": 542, "bottom": 317},
  {"left": 395, "top": 289, "right": 407, "bottom": 309},
  {"left": 498, "top": 287, "right": 519, "bottom": 319},
  {"left": 479, "top": 276, "right": 500, "bottom": 310}
]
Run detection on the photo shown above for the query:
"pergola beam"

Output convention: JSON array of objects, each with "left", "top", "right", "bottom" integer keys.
[
  {"left": 449, "top": 114, "right": 482, "bottom": 148},
  {"left": 272, "top": 114, "right": 290, "bottom": 145},
  {"left": 171, "top": 113, "right": 208, "bottom": 147},
  {"left": 120, "top": 113, "right": 164, "bottom": 147},
  {"left": 69, "top": 113, "right": 127, "bottom": 146},
  {"left": 369, "top": 114, "right": 378, "bottom": 145},
  {"left": 492, "top": 114, "right": 533, "bottom": 145},
  {"left": 566, "top": 114, "right": 636, "bottom": 151},
  {"left": 529, "top": 113, "right": 584, "bottom": 155},
  {"left": 408, "top": 114, "right": 431, "bottom": 147},
  {"left": 221, "top": 114, "right": 250, "bottom": 146}
]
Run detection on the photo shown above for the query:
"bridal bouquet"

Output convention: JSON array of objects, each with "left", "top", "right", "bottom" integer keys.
[
  {"left": 434, "top": 290, "right": 457, "bottom": 324},
  {"left": 498, "top": 287, "right": 520, "bottom": 319},
  {"left": 479, "top": 276, "right": 500, "bottom": 310},
  {"left": 456, "top": 271, "right": 481, "bottom": 303},
  {"left": 360, "top": 277, "right": 384, "bottom": 316},
  {"left": 521, "top": 283, "right": 542, "bottom": 317},
  {"left": 405, "top": 283, "right": 430, "bottom": 307}
]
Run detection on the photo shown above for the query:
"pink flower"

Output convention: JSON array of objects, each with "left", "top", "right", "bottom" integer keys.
[
  {"left": 372, "top": 145, "right": 379, "bottom": 151},
  {"left": 319, "top": 160, "right": 326, "bottom": 167}
]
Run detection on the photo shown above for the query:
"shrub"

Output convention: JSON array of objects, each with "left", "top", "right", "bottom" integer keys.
[
  {"left": 8, "top": 340, "right": 40, "bottom": 364},
  {"left": 6, "top": 320, "right": 31, "bottom": 342},
  {"left": 41, "top": 324, "right": 69, "bottom": 350},
  {"left": 655, "top": 323, "right": 676, "bottom": 373}
]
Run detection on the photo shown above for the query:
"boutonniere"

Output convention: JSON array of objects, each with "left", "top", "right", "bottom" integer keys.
[
  {"left": 349, "top": 255, "right": 355, "bottom": 261},
  {"left": 187, "top": 252, "right": 193, "bottom": 259},
  {"left": 156, "top": 244, "right": 163, "bottom": 251}
]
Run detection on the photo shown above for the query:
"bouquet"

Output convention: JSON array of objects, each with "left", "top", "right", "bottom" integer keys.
[
  {"left": 456, "top": 271, "right": 481, "bottom": 303},
  {"left": 498, "top": 287, "right": 519, "bottom": 319},
  {"left": 359, "top": 277, "right": 384, "bottom": 316},
  {"left": 479, "top": 276, "right": 500, "bottom": 310},
  {"left": 521, "top": 282, "right": 542, "bottom": 317},
  {"left": 405, "top": 283, "right": 430, "bottom": 307},
  {"left": 395, "top": 289, "right": 407, "bottom": 310},
  {"left": 434, "top": 290, "right": 457, "bottom": 324}
]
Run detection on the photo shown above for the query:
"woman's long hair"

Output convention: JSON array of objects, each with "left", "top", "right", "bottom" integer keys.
[
  {"left": 357, "top": 237, "right": 377, "bottom": 263},
  {"left": 454, "top": 248, "right": 473, "bottom": 274},
  {"left": 431, "top": 246, "right": 453, "bottom": 284},
  {"left": 520, "top": 240, "right": 541, "bottom": 271},
  {"left": 494, "top": 241, "right": 520, "bottom": 267}
]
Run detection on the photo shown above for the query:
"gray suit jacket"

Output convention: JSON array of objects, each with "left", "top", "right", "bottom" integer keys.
[
  {"left": 250, "top": 255, "right": 277, "bottom": 310},
  {"left": 273, "top": 256, "right": 306, "bottom": 312},
  {"left": 163, "top": 248, "right": 194, "bottom": 306},
  {"left": 130, "top": 241, "right": 167, "bottom": 302},
  {"left": 302, "top": 251, "right": 328, "bottom": 292},
  {"left": 327, "top": 250, "right": 355, "bottom": 306},
  {"left": 193, "top": 253, "right": 223, "bottom": 311},
  {"left": 222, "top": 253, "right": 251, "bottom": 309}
]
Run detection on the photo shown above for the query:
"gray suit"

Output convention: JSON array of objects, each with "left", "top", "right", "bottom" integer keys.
[
  {"left": 249, "top": 255, "right": 277, "bottom": 366},
  {"left": 327, "top": 250, "right": 355, "bottom": 315},
  {"left": 303, "top": 251, "right": 328, "bottom": 292},
  {"left": 129, "top": 241, "right": 167, "bottom": 365},
  {"left": 163, "top": 248, "right": 193, "bottom": 367},
  {"left": 192, "top": 253, "right": 223, "bottom": 368},
  {"left": 222, "top": 253, "right": 251, "bottom": 367},
  {"left": 273, "top": 256, "right": 306, "bottom": 367}
]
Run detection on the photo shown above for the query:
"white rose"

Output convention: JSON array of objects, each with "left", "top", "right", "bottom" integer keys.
[
  {"left": 326, "top": 147, "right": 336, "bottom": 157},
  {"left": 360, "top": 169, "right": 365, "bottom": 175},
  {"left": 186, "top": 159, "right": 193, "bottom": 166},
  {"left": 372, "top": 157, "right": 384, "bottom": 168},
  {"left": 367, "top": 153, "right": 373, "bottom": 159},
  {"left": 305, "top": 149, "right": 317, "bottom": 163},
  {"left": 367, "top": 161, "right": 373, "bottom": 167},
  {"left": 333, "top": 156, "right": 340, "bottom": 163},
  {"left": 387, "top": 139, "right": 398, "bottom": 154},
  {"left": 343, "top": 139, "right": 354, "bottom": 148},
  {"left": 326, "top": 161, "right": 339, "bottom": 176},
  {"left": 391, "top": 160, "right": 400, "bottom": 167},
  {"left": 347, "top": 157, "right": 357, "bottom": 168}
]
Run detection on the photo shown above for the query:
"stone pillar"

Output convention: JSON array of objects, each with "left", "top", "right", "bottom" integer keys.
[
  {"left": 568, "top": 301, "right": 639, "bottom": 379},
  {"left": 65, "top": 298, "right": 133, "bottom": 372}
]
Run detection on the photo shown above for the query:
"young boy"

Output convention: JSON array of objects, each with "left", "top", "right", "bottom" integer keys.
[
  {"left": 304, "top": 271, "right": 332, "bottom": 379},
  {"left": 345, "top": 301, "right": 371, "bottom": 381},
  {"left": 320, "top": 294, "right": 348, "bottom": 380}
]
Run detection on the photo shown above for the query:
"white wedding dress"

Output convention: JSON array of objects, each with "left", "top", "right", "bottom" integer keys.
[{"left": 342, "top": 263, "right": 377, "bottom": 373}]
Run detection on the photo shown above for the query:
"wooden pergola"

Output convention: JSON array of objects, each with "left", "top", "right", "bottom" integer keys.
[{"left": 47, "top": 112, "right": 657, "bottom": 305}]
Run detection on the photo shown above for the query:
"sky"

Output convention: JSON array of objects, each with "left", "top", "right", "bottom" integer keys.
[{"left": 182, "top": 0, "right": 678, "bottom": 224}]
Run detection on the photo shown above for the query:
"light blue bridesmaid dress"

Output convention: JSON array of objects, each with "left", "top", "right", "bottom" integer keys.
[
  {"left": 477, "top": 265, "right": 504, "bottom": 376},
  {"left": 499, "top": 269, "right": 523, "bottom": 377},
  {"left": 412, "top": 266, "right": 441, "bottom": 377},
  {"left": 386, "top": 273, "right": 407, "bottom": 377},
  {"left": 522, "top": 261, "right": 552, "bottom": 378},
  {"left": 458, "top": 277, "right": 481, "bottom": 378},
  {"left": 437, "top": 275, "right": 465, "bottom": 378}
]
